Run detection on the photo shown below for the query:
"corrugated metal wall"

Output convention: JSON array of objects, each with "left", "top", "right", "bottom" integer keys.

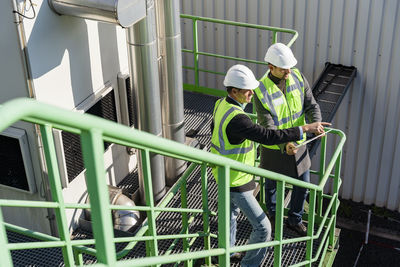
[{"left": 180, "top": 0, "right": 400, "bottom": 211}]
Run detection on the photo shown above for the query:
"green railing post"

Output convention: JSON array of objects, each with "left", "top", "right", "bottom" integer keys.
[
  {"left": 181, "top": 176, "right": 191, "bottom": 267},
  {"left": 40, "top": 124, "right": 75, "bottom": 266},
  {"left": 273, "top": 180, "right": 285, "bottom": 267},
  {"left": 81, "top": 129, "right": 116, "bottom": 265},
  {"left": 73, "top": 249, "right": 84, "bottom": 266},
  {"left": 0, "top": 99, "right": 345, "bottom": 267},
  {"left": 329, "top": 151, "right": 342, "bottom": 248},
  {"left": 201, "top": 163, "right": 212, "bottom": 266},
  {"left": 217, "top": 166, "right": 230, "bottom": 266},
  {"left": 317, "top": 136, "right": 328, "bottom": 216},
  {"left": 181, "top": 14, "right": 298, "bottom": 96},
  {"left": 193, "top": 18, "right": 200, "bottom": 90},
  {"left": 259, "top": 176, "right": 266, "bottom": 211},
  {"left": 0, "top": 207, "right": 13, "bottom": 266},
  {"left": 272, "top": 31, "right": 278, "bottom": 44},
  {"left": 306, "top": 189, "right": 316, "bottom": 266},
  {"left": 140, "top": 149, "right": 159, "bottom": 266}
]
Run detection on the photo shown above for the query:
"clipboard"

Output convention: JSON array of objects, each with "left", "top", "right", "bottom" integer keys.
[{"left": 293, "top": 129, "right": 332, "bottom": 149}]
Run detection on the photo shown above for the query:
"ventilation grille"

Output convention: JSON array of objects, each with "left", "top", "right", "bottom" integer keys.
[
  {"left": 125, "top": 77, "right": 137, "bottom": 128},
  {"left": 0, "top": 135, "right": 29, "bottom": 190},
  {"left": 61, "top": 131, "right": 84, "bottom": 183},
  {"left": 86, "top": 91, "right": 118, "bottom": 150},
  {"left": 62, "top": 90, "right": 118, "bottom": 183}
]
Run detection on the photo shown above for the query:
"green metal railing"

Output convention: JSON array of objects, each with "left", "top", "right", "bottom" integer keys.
[
  {"left": 0, "top": 97, "right": 344, "bottom": 267},
  {"left": 181, "top": 14, "right": 298, "bottom": 96}
]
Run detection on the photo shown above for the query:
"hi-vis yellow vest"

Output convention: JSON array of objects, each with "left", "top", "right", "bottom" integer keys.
[
  {"left": 210, "top": 98, "right": 255, "bottom": 187},
  {"left": 254, "top": 68, "right": 306, "bottom": 150}
]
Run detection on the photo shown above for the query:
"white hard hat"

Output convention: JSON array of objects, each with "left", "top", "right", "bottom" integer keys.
[
  {"left": 223, "top": 64, "right": 260, "bottom": 90},
  {"left": 264, "top": 43, "right": 297, "bottom": 69}
]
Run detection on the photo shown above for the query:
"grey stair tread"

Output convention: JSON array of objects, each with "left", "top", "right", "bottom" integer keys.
[{"left": 308, "top": 62, "right": 357, "bottom": 157}]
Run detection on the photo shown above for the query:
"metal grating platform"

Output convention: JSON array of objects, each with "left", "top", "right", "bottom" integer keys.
[
  {"left": 7, "top": 91, "right": 328, "bottom": 266},
  {"left": 117, "top": 167, "right": 139, "bottom": 198}
]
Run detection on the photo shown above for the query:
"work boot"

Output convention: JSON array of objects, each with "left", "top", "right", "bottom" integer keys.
[
  {"left": 230, "top": 252, "right": 245, "bottom": 263},
  {"left": 285, "top": 220, "right": 307, "bottom": 236}
]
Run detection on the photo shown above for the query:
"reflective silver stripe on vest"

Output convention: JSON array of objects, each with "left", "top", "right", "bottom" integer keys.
[
  {"left": 271, "top": 91, "right": 281, "bottom": 99},
  {"left": 259, "top": 82, "right": 293, "bottom": 126},
  {"left": 211, "top": 106, "right": 254, "bottom": 155},
  {"left": 258, "top": 82, "right": 280, "bottom": 125},
  {"left": 288, "top": 73, "right": 304, "bottom": 106},
  {"left": 259, "top": 74, "right": 304, "bottom": 127},
  {"left": 211, "top": 142, "right": 254, "bottom": 155},
  {"left": 292, "top": 109, "right": 304, "bottom": 121}
]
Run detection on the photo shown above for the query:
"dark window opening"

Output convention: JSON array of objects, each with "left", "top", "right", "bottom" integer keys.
[{"left": 0, "top": 135, "right": 29, "bottom": 191}]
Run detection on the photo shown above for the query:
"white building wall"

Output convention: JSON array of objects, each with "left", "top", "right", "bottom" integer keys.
[
  {"left": 0, "top": 0, "right": 135, "bottom": 233},
  {"left": 21, "top": 1, "right": 135, "bottom": 231},
  {"left": 22, "top": 1, "right": 129, "bottom": 109},
  {"left": 0, "top": 0, "right": 52, "bottom": 234},
  {"left": 181, "top": 0, "right": 400, "bottom": 211}
]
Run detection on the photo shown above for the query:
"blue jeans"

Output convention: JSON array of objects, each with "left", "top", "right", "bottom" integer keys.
[
  {"left": 230, "top": 190, "right": 272, "bottom": 267},
  {"left": 265, "top": 170, "right": 310, "bottom": 225}
]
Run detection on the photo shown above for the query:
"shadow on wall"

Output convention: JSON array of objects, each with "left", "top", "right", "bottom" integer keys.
[
  {"left": 98, "top": 22, "right": 121, "bottom": 85},
  {"left": 27, "top": 3, "right": 124, "bottom": 107},
  {"left": 27, "top": 4, "right": 93, "bottom": 107},
  {"left": 27, "top": 3, "right": 124, "bottom": 106}
]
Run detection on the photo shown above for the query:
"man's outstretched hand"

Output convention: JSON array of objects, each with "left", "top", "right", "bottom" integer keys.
[{"left": 302, "top": 122, "right": 331, "bottom": 135}]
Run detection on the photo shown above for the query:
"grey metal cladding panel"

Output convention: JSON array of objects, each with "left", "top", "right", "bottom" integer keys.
[
  {"left": 373, "top": 0, "right": 400, "bottom": 210},
  {"left": 0, "top": 1, "right": 30, "bottom": 101},
  {"left": 181, "top": 0, "right": 400, "bottom": 211}
]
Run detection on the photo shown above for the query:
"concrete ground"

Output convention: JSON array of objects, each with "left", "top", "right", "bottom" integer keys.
[
  {"left": 333, "top": 199, "right": 400, "bottom": 267},
  {"left": 334, "top": 228, "right": 400, "bottom": 267}
]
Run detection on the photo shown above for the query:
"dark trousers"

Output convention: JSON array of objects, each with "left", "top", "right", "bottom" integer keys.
[{"left": 265, "top": 170, "right": 310, "bottom": 225}]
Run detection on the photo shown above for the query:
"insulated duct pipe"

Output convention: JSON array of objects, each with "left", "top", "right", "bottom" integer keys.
[
  {"left": 48, "top": 0, "right": 146, "bottom": 28},
  {"left": 156, "top": 0, "right": 186, "bottom": 186},
  {"left": 126, "top": 0, "right": 166, "bottom": 203},
  {"left": 84, "top": 186, "right": 140, "bottom": 232}
]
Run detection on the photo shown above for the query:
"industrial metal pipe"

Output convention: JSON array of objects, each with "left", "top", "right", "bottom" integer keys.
[
  {"left": 84, "top": 186, "right": 140, "bottom": 232},
  {"left": 156, "top": 0, "right": 186, "bottom": 186},
  {"left": 48, "top": 0, "right": 146, "bottom": 28},
  {"left": 126, "top": 0, "right": 166, "bottom": 203}
]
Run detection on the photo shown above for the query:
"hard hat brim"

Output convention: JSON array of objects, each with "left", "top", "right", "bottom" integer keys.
[
  {"left": 264, "top": 57, "right": 297, "bottom": 69},
  {"left": 276, "top": 58, "right": 297, "bottom": 69},
  {"left": 247, "top": 80, "right": 260, "bottom": 90}
]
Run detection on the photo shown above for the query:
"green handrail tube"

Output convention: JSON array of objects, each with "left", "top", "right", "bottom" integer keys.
[
  {"left": 0, "top": 99, "right": 328, "bottom": 191},
  {"left": 180, "top": 14, "right": 298, "bottom": 96},
  {"left": 0, "top": 96, "right": 345, "bottom": 266}
]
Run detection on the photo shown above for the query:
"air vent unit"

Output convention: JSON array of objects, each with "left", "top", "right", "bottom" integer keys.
[
  {"left": 0, "top": 127, "right": 36, "bottom": 193},
  {"left": 118, "top": 73, "right": 137, "bottom": 128},
  {"left": 54, "top": 88, "right": 119, "bottom": 187}
]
